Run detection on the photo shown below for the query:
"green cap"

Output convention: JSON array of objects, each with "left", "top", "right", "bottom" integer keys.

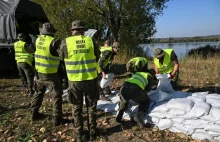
[
  {"left": 39, "top": 22, "right": 56, "bottom": 35},
  {"left": 71, "top": 20, "right": 86, "bottom": 30},
  {"left": 153, "top": 48, "right": 164, "bottom": 58},
  {"left": 17, "top": 33, "right": 26, "bottom": 40}
]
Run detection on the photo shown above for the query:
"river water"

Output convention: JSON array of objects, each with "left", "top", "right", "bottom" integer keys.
[{"left": 141, "top": 42, "right": 220, "bottom": 59}]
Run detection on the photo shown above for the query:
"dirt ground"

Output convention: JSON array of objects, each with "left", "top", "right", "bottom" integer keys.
[{"left": 1, "top": 70, "right": 206, "bottom": 142}]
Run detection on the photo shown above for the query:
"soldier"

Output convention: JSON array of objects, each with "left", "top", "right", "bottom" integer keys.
[
  {"left": 59, "top": 20, "right": 99, "bottom": 142},
  {"left": 31, "top": 23, "right": 65, "bottom": 126},
  {"left": 98, "top": 40, "right": 120, "bottom": 100},
  {"left": 153, "top": 48, "right": 179, "bottom": 89},
  {"left": 126, "top": 57, "right": 148, "bottom": 74},
  {"left": 14, "top": 33, "right": 35, "bottom": 96},
  {"left": 116, "top": 71, "right": 153, "bottom": 127}
]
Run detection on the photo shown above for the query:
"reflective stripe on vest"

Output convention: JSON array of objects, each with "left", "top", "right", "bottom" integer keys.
[
  {"left": 64, "top": 35, "right": 97, "bottom": 81},
  {"left": 126, "top": 72, "right": 150, "bottom": 90},
  {"left": 154, "top": 49, "right": 174, "bottom": 74},
  {"left": 14, "top": 41, "right": 33, "bottom": 66},
  {"left": 35, "top": 35, "right": 60, "bottom": 74}
]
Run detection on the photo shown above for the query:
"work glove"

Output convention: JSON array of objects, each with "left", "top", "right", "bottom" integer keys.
[{"left": 170, "top": 73, "right": 175, "bottom": 79}]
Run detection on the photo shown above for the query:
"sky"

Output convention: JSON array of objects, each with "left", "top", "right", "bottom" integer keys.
[{"left": 154, "top": 0, "right": 220, "bottom": 38}]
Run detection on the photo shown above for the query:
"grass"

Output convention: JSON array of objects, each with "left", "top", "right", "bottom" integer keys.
[{"left": 0, "top": 46, "right": 219, "bottom": 142}]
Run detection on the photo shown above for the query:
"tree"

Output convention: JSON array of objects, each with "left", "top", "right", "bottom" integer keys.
[{"left": 33, "top": 0, "right": 169, "bottom": 53}]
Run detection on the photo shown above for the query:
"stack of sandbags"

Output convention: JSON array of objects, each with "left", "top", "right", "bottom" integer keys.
[{"left": 145, "top": 90, "right": 220, "bottom": 141}]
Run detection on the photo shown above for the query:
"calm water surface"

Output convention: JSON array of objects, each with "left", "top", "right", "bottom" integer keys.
[{"left": 142, "top": 42, "right": 220, "bottom": 59}]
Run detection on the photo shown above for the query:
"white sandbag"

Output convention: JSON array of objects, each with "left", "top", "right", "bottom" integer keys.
[
  {"left": 97, "top": 100, "right": 110, "bottom": 110},
  {"left": 166, "top": 98, "right": 194, "bottom": 112},
  {"left": 183, "top": 119, "right": 209, "bottom": 129},
  {"left": 216, "top": 120, "right": 220, "bottom": 125},
  {"left": 206, "top": 93, "right": 220, "bottom": 99},
  {"left": 156, "top": 74, "right": 175, "bottom": 92},
  {"left": 165, "top": 109, "right": 186, "bottom": 118},
  {"left": 143, "top": 115, "right": 160, "bottom": 124},
  {"left": 205, "top": 124, "right": 220, "bottom": 133},
  {"left": 192, "top": 133, "right": 213, "bottom": 141},
  {"left": 149, "top": 112, "right": 166, "bottom": 119},
  {"left": 171, "top": 91, "right": 189, "bottom": 99},
  {"left": 171, "top": 118, "right": 185, "bottom": 123},
  {"left": 157, "top": 119, "right": 173, "bottom": 130},
  {"left": 207, "top": 131, "right": 220, "bottom": 137},
  {"left": 110, "top": 95, "right": 120, "bottom": 104},
  {"left": 148, "top": 90, "right": 172, "bottom": 103},
  {"left": 172, "top": 123, "right": 195, "bottom": 135},
  {"left": 186, "top": 96, "right": 206, "bottom": 103},
  {"left": 149, "top": 101, "right": 169, "bottom": 113},
  {"left": 101, "top": 103, "right": 118, "bottom": 112},
  {"left": 201, "top": 107, "right": 220, "bottom": 122},
  {"left": 184, "top": 102, "right": 211, "bottom": 119},
  {"left": 214, "top": 136, "right": 220, "bottom": 141},
  {"left": 191, "top": 91, "right": 209, "bottom": 98},
  {"left": 100, "top": 73, "right": 115, "bottom": 88},
  {"left": 206, "top": 98, "right": 220, "bottom": 108},
  {"left": 195, "top": 129, "right": 207, "bottom": 134},
  {"left": 169, "top": 127, "right": 183, "bottom": 133}
]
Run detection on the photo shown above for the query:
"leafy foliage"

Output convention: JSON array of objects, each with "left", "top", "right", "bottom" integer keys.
[{"left": 33, "top": 0, "right": 169, "bottom": 55}]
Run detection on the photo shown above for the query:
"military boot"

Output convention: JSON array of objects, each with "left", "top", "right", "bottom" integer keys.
[
  {"left": 116, "top": 109, "right": 124, "bottom": 123},
  {"left": 53, "top": 116, "right": 70, "bottom": 126},
  {"left": 88, "top": 130, "right": 96, "bottom": 142},
  {"left": 31, "top": 110, "right": 45, "bottom": 121},
  {"left": 133, "top": 113, "right": 145, "bottom": 128}
]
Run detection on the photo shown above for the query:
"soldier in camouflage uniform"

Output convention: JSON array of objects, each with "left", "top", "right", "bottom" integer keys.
[
  {"left": 14, "top": 33, "right": 35, "bottom": 96},
  {"left": 116, "top": 70, "right": 153, "bottom": 128},
  {"left": 31, "top": 23, "right": 65, "bottom": 126},
  {"left": 126, "top": 57, "right": 148, "bottom": 74},
  {"left": 59, "top": 20, "right": 100, "bottom": 142},
  {"left": 153, "top": 48, "right": 179, "bottom": 90},
  {"left": 98, "top": 40, "right": 120, "bottom": 101}
]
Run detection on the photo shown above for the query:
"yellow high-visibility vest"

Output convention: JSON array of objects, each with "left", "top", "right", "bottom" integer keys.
[
  {"left": 64, "top": 35, "right": 97, "bottom": 81},
  {"left": 99, "top": 46, "right": 113, "bottom": 67},
  {"left": 14, "top": 40, "right": 33, "bottom": 66},
  {"left": 35, "top": 35, "right": 60, "bottom": 74},
  {"left": 126, "top": 72, "right": 150, "bottom": 90},
  {"left": 127, "top": 57, "right": 148, "bottom": 71},
  {"left": 154, "top": 49, "right": 174, "bottom": 74}
]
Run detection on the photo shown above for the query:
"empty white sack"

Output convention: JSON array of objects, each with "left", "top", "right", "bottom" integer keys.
[
  {"left": 148, "top": 90, "right": 172, "bottom": 103},
  {"left": 156, "top": 74, "right": 175, "bottom": 92}
]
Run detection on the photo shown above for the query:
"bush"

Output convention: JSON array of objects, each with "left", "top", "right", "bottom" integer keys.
[{"left": 187, "top": 44, "right": 220, "bottom": 58}]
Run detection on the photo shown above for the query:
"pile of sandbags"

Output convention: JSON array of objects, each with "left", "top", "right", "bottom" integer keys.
[{"left": 96, "top": 74, "right": 220, "bottom": 141}]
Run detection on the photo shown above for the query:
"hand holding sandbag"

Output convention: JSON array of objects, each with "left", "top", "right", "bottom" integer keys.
[{"left": 100, "top": 73, "right": 115, "bottom": 88}]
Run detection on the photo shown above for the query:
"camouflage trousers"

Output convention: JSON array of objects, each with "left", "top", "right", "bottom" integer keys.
[
  {"left": 170, "top": 70, "right": 179, "bottom": 90},
  {"left": 17, "top": 62, "right": 34, "bottom": 93},
  {"left": 118, "top": 82, "right": 150, "bottom": 117},
  {"left": 67, "top": 78, "right": 99, "bottom": 136},
  {"left": 31, "top": 73, "right": 63, "bottom": 117}
]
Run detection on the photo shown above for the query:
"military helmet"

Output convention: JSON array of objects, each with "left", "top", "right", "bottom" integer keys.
[
  {"left": 17, "top": 33, "right": 26, "bottom": 40},
  {"left": 39, "top": 22, "right": 56, "bottom": 35},
  {"left": 71, "top": 20, "right": 86, "bottom": 30}
]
